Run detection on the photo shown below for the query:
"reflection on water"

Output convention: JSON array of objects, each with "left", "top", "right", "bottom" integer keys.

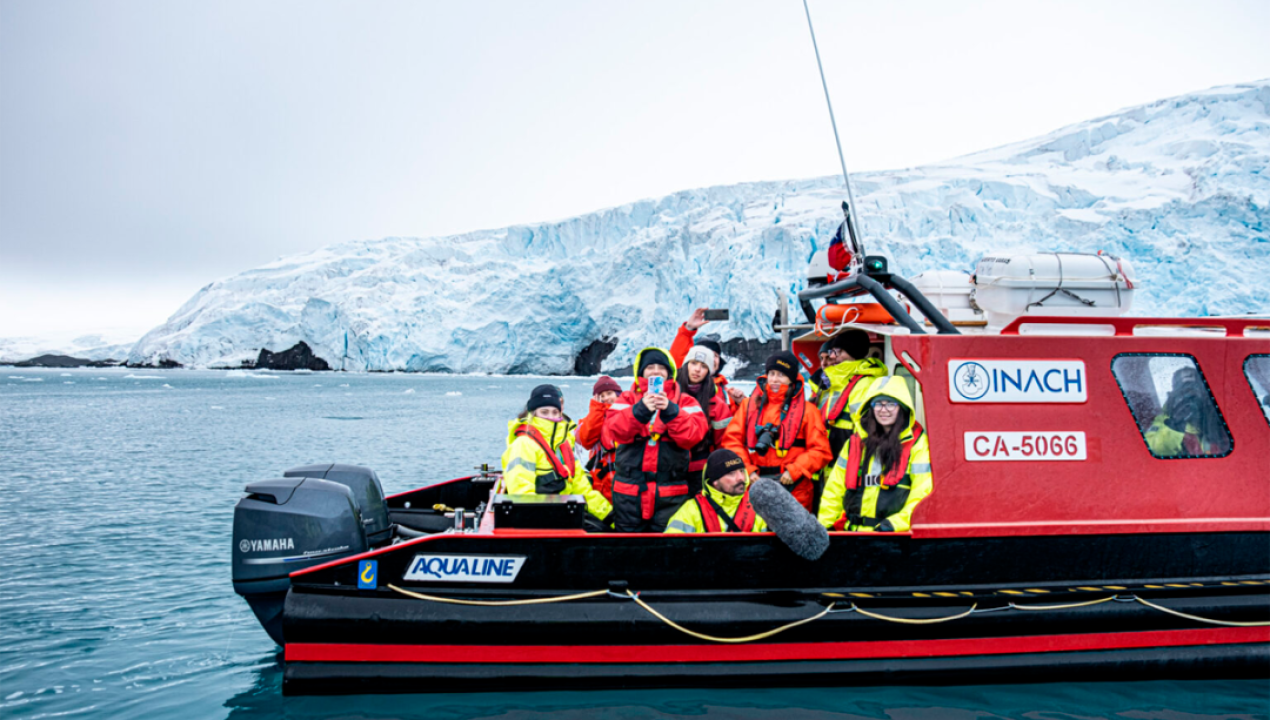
[{"left": 0, "top": 368, "right": 1266, "bottom": 719}]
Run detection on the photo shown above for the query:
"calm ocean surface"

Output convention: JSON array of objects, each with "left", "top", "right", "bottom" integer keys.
[{"left": 1, "top": 367, "right": 1265, "bottom": 719}]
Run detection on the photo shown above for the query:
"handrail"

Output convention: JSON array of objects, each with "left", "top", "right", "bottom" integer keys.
[
  {"left": 855, "top": 276, "right": 926, "bottom": 334},
  {"left": 1000, "top": 315, "right": 1270, "bottom": 337},
  {"left": 798, "top": 275, "right": 926, "bottom": 334},
  {"left": 888, "top": 275, "right": 960, "bottom": 335}
]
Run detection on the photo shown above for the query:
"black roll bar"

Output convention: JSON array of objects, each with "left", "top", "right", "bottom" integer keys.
[
  {"left": 888, "top": 275, "right": 961, "bottom": 335},
  {"left": 796, "top": 272, "right": 963, "bottom": 336}
]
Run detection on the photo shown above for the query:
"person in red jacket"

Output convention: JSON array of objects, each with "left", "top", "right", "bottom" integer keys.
[
  {"left": 603, "top": 347, "right": 709, "bottom": 532},
  {"left": 678, "top": 346, "right": 735, "bottom": 494},
  {"left": 576, "top": 375, "right": 622, "bottom": 500},
  {"left": 669, "top": 309, "right": 746, "bottom": 408},
  {"left": 721, "top": 351, "right": 833, "bottom": 512}
]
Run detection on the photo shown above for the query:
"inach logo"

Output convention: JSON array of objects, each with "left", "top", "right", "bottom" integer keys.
[
  {"left": 402, "top": 554, "right": 526, "bottom": 584},
  {"left": 239, "top": 537, "right": 296, "bottom": 553},
  {"left": 948, "top": 359, "right": 1087, "bottom": 403}
]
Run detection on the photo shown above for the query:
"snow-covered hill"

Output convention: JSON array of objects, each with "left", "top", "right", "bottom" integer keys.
[
  {"left": 128, "top": 81, "right": 1270, "bottom": 374},
  {"left": 0, "top": 333, "right": 135, "bottom": 364}
]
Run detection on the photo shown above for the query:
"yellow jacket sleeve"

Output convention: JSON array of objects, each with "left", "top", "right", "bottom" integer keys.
[
  {"left": 818, "top": 447, "right": 849, "bottom": 528},
  {"left": 501, "top": 437, "right": 543, "bottom": 495},
  {"left": 664, "top": 501, "right": 703, "bottom": 533},
  {"left": 567, "top": 462, "right": 612, "bottom": 520},
  {"left": 1144, "top": 415, "right": 1184, "bottom": 457}
]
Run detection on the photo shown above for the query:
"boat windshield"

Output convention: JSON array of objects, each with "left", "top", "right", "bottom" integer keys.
[
  {"left": 1111, "top": 353, "right": 1233, "bottom": 459},
  {"left": 1245, "top": 355, "right": 1270, "bottom": 426}
]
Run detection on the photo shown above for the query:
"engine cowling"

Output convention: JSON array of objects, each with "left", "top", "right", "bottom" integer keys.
[{"left": 231, "top": 476, "right": 368, "bottom": 645}]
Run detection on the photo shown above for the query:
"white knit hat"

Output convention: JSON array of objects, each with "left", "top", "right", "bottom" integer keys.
[{"left": 683, "top": 345, "right": 716, "bottom": 370}]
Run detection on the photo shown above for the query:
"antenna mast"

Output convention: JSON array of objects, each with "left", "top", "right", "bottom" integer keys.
[{"left": 802, "top": 0, "right": 864, "bottom": 252}]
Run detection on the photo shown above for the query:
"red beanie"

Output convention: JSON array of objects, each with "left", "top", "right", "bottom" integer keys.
[{"left": 592, "top": 376, "right": 621, "bottom": 396}]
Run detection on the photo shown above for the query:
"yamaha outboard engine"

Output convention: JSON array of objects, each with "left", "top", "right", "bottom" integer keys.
[
  {"left": 232, "top": 474, "right": 373, "bottom": 646},
  {"left": 283, "top": 463, "right": 391, "bottom": 546}
]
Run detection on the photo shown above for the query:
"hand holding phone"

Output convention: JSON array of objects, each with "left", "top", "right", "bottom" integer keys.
[
  {"left": 649, "top": 376, "right": 665, "bottom": 395},
  {"left": 703, "top": 309, "right": 729, "bottom": 322}
]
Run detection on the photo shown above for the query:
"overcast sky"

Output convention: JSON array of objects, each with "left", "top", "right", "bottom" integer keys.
[{"left": 2, "top": 0, "right": 1267, "bottom": 340}]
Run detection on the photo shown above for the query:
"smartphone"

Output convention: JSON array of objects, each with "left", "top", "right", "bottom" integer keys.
[
  {"left": 649, "top": 376, "right": 665, "bottom": 395},
  {"left": 703, "top": 309, "right": 729, "bottom": 321}
]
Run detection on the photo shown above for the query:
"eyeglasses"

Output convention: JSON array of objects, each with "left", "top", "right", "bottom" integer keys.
[{"left": 872, "top": 399, "right": 900, "bottom": 410}]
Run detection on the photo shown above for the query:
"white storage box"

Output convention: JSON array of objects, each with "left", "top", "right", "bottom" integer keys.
[
  {"left": 972, "top": 253, "right": 1138, "bottom": 327},
  {"left": 910, "top": 270, "right": 985, "bottom": 325}
]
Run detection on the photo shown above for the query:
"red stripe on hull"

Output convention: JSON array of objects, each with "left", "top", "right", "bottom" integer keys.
[{"left": 286, "top": 627, "right": 1269, "bottom": 664}]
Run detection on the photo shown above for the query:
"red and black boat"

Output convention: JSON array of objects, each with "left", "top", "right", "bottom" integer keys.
[{"left": 230, "top": 257, "right": 1270, "bottom": 695}]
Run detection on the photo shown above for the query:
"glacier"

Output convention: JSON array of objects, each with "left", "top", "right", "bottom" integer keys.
[{"left": 125, "top": 80, "right": 1270, "bottom": 374}]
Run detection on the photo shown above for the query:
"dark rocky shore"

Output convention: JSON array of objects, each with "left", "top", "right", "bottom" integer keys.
[{"left": 10, "top": 337, "right": 783, "bottom": 377}]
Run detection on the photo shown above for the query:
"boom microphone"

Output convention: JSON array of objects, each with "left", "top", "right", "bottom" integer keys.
[{"left": 749, "top": 477, "right": 829, "bottom": 561}]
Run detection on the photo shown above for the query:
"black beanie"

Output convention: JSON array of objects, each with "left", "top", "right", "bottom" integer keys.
[
  {"left": 764, "top": 351, "right": 801, "bottom": 383},
  {"left": 823, "top": 329, "right": 871, "bottom": 361},
  {"left": 638, "top": 349, "right": 673, "bottom": 377},
  {"left": 704, "top": 448, "right": 747, "bottom": 485},
  {"left": 526, "top": 384, "right": 563, "bottom": 412}
]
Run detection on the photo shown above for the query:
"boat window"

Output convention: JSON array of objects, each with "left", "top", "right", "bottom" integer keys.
[
  {"left": 1111, "top": 354, "right": 1233, "bottom": 459},
  {"left": 1245, "top": 355, "right": 1270, "bottom": 425}
]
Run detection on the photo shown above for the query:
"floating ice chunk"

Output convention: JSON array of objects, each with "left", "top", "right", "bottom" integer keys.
[
  {"left": 60, "top": 373, "right": 72, "bottom": 377},
  {"left": 445, "top": 391, "right": 462, "bottom": 396},
  {"left": 313, "top": 384, "right": 322, "bottom": 387},
  {"left": 5, "top": 691, "right": 21, "bottom": 700},
  {"left": 162, "top": 384, "right": 173, "bottom": 388},
  {"left": 339, "top": 383, "right": 350, "bottom": 388},
  {"left": 64, "top": 381, "right": 75, "bottom": 385},
  {"left": 124, "top": 374, "right": 164, "bottom": 380},
  {"left": 226, "top": 370, "right": 280, "bottom": 379},
  {"left": 8, "top": 376, "right": 21, "bottom": 380},
  {"left": 403, "top": 388, "right": 415, "bottom": 394},
  {"left": 210, "top": 405, "right": 225, "bottom": 410},
  {"left": 23, "top": 378, "right": 43, "bottom": 382}
]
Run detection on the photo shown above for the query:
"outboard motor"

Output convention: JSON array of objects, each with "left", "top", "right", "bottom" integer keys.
[
  {"left": 231, "top": 476, "right": 369, "bottom": 646},
  {"left": 283, "top": 464, "right": 391, "bottom": 546}
]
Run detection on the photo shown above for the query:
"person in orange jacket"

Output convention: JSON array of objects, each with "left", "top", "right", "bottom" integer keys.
[
  {"left": 603, "top": 347, "right": 710, "bottom": 532},
  {"left": 669, "top": 308, "right": 746, "bottom": 408},
  {"left": 721, "top": 351, "right": 832, "bottom": 511},
  {"left": 576, "top": 375, "right": 622, "bottom": 500}
]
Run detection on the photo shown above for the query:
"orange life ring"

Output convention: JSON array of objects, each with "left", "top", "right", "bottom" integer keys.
[{"left": 817, "top": 302, "right": 894, "bottom": 326}]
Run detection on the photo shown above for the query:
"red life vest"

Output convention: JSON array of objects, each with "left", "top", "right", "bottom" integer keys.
[
  {"left": 743, "top": 380, "right": 806, "bottom": 454},
  {"left": 514, "top": 424, "right": 576, "bottom": 481},
  {"left": 842, "top": 423, "right": 925, "bottom": 490},
  {"left": 824, "top": 375, "right": 868, "bottom": 424},
  {"left": 695, "top": 492, "right": 757, "bottom": 533}
]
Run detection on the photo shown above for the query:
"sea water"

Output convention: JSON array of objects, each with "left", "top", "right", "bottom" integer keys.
[{"left": 0, "top": 367, "right": 1265, "bottom": 720}]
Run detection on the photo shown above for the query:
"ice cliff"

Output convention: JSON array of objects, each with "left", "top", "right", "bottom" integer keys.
[{"left": 128, "top": 81, "right": 1270, "bottom": 374}]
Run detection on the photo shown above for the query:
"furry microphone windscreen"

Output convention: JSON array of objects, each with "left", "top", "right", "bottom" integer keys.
[{"left": 749, "top": 478, "right": 830, "bottom": 561}]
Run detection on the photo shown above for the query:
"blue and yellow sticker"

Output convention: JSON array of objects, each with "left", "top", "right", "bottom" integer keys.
[{"left": 358, "top": 560, "right": 378, "bottom": 589}]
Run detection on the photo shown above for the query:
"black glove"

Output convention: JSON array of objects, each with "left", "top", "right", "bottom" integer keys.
[
  {"left": 631, "top": 401, "right": 655, "bottom": 424},
  {"left": 1164, "top": 399, "right": 1200, "bottom": 432},
  {"left": 811, "top": 369, "right": 830, "bottom": 390},
  {"left": 660, "top": 401, "right": 680, "bottom": 422}
]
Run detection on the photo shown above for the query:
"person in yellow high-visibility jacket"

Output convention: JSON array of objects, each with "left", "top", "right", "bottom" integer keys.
[
  {"left": 664, "top": 449, "right": 770, "bottom": 534},
  {"left": 818, "top": 376, "right": 931, "bottom": 532},
  {"left": 501, "top": 384, "right": 612, "bottom": 522}
]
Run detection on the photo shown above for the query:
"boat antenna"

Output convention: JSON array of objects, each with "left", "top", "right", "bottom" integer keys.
[{"left": 801, "top": 0, "right": 865, "bottom": 257}]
